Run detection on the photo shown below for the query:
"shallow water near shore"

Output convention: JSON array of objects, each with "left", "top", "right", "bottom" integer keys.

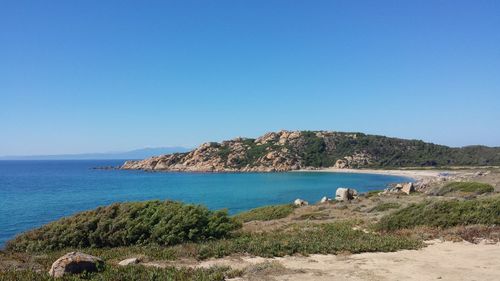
[{"left": 0, "top": 160, "right": 411, "bottom": 247}]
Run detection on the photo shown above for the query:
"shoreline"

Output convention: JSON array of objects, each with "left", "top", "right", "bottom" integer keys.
[{"left": 297, "top": 167, "right": 455, "bottom": 182}]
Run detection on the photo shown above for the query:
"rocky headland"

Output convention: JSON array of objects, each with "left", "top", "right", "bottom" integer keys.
[{"left": 121, "top": 130, "right": 500, "bottom": 172}]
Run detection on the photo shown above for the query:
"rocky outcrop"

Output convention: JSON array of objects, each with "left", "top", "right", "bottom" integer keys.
[
  {"left": 49, "top": 252, "right": 103, "bottom": 278},
  {"left": 294, "top": 198, "right": 309, "bottom": 206},
  {"left": 122, "top": 130, "right": 375, "bottom": 172},
  {"left": 401, "top": 182, "right": 415, "bottom": 195},
  {"left": 320, "top": 196, "right": 332, "bottom": 203},
  {"left": 384, "top": 182, "right": 416, "bottom": 194},
  {"left": 335, "top": 188, "right": 358, "bottom": 201},
  {"left": 334, "top": 159, "right": 349, "bottom": 169},
  {"left": 121, "top": 130, "right": 500, "bottom": 172},
  {"left": 334, "top": 153, "right": 374, "bottom": 169}
]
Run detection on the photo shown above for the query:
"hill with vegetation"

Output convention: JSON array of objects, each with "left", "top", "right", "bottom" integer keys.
[{"left": 122, "top": 130, "right": 500, "bottom": 172}]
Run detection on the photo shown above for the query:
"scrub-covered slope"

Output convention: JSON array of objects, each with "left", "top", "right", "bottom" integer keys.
[{"left": 122, "top": 130, "right": 500, "bottom": 172}]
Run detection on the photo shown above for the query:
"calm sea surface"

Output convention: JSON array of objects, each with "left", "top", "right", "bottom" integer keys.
[{"left": 0, "top": 160, "right": 411, "bottom": 247}]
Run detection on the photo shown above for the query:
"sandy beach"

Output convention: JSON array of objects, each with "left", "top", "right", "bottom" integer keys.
[
  {"left": 307, "top": 167, "right": 500, "bottom": 190},
  {"left": 298, "top": 167, "right": 453, "bottom": 181}
]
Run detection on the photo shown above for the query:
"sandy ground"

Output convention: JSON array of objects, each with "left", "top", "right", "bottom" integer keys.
[
  {"left": 299, "top": 167, "right": 453, "bottom": 181},
  {"left": 195, "top": 240, "right": 500, "bottom": 281}
]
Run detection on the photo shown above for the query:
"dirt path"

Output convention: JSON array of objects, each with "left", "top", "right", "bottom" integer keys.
[{"left": 193, "top": 240, "right": 500, "bottom": 281}]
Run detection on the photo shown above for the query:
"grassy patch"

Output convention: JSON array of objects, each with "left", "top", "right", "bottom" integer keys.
[
  {"left": 6, "top": 221, "right": 422, "bottom": 269},
  {"left": 393, "top": 225, "right": 500, "bottom": 244},
  {"left": 193, "top": 221, "right": 422, "bottom": 259},
  {"left": 436, "top": 181, "right": 494, "bottom": 195},
  {"left": 233, "top": 204, "right": 295, "bottom": 223},
  {"left": 364, "top": 190, "right": 383, "bottom": 198},
  {"left": 377, "top": 196, "right": 500, "bottom": 231},
  {"left": 370, "top": 202, "right": 401, "bottom": 212},
  {"left": 6, "top": 201, "right": 241, "bottom": 252},
  {"left": 294, "top": 212, "right": 329, "bottom": 220},
  {"left": 0, "top": 265, "right": 239, "bottom": 281}
]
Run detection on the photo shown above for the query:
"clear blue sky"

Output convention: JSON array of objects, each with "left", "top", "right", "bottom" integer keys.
[{"left": 1, "top": 0, "right": 499, "bottom": 155}]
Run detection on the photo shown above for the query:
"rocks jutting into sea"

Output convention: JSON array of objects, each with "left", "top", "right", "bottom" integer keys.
[
  {"left": 121, "top": 130, "right": 373, "bottom": 172},
  {"left": 121, "top": 130, "right": 500, "bottom": 173}
]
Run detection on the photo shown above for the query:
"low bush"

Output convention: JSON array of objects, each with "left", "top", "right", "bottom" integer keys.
[
  {"left": 436, "top": 182, "right": 494, "bottom": 195},
  {"left": 6, "top": 200, "right": 241, "bottom": 252},
  {"left": 193, "top": 221, "right": 422, "bottom": 259},
  {"left": 364, "top": 190, "right": 383, "bottom": 198},
  {"left": 377, "top": 196, "right": 500, "bottom": 231},
  {"left": 7, "top": 221, "right": 422, "bottom": 267},
  {"left": 0, "top": 265, "right": 239, "bottom": 281},
  {"left": 233, "top": 204, "right": 295, "bottom": 222},
  {"left": 294, "top": 212, "right": 329, "bottom": 220},
  {"left": 370, "top": 202, "right": 401, "bottom": 212}
]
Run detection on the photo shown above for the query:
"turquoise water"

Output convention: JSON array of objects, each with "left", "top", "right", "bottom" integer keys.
[{"left": 0, "top": 160, "right": 411, "bottom": 247}]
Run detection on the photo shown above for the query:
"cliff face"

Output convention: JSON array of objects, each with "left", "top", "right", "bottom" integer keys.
[{"left": 121, "top": 130, "right": 500, "bottom": 172}]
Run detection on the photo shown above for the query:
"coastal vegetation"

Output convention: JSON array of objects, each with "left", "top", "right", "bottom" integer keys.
[
  {"left": 364, "top": 189, "right": 384, "bottom": 198},
  {"left": 377, "top": 196, "right": 500, "bottom": 231},
  {"left": 6, "top": 201, "right": 240, "bottom": 252},
  {"left": 435, "top": 181, "right": 494, "bottom": 196},
  {"left": 181, "top": 221, "right": 422, "bottom": 259},
  {"left": 0, "top": 266, "right": 240, "bottom": 281},
  {"left": 233, "top": 204, "right": 296, "bottom": 222},
  {"left": 370, "top": 202, "right": 401, "bottom": 212}
]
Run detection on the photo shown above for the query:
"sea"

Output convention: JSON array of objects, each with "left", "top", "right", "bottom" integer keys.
[{"left": 0, "top": 160, "right": 411, "bottom": 248}]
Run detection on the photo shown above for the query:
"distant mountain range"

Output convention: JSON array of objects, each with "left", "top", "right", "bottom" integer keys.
[{"left": 0, "top": 147, "right": 191, "bottom": 160}]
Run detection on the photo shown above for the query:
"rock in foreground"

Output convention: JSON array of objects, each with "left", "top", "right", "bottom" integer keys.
[
  {"left": 49, "top": 252, "right": 103, "bottom": 278},
  {"left": 118, "top": 257, "right": 140, "bottom": 266}
]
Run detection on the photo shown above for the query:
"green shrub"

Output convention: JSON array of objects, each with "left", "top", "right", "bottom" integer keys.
[
  {"left": 370, "top": 202, "right": 401, "bottom": 212},
  {"left": 6, "top": 201, "right": 241, "bottom": 252},
  {"left": 299, "top": 131, "right": 331, "bottom": 167},
  {"left": 294, "top": 212, "right": 329, "bottom": 220},
  {"left": 8, "top": 222, "right": 422, "bottom": 266},
  {"left": 377, "top": 197, "right": 500, "bottom": 231},
  {"left": 364, "top": 190, "right": 383, "bottom": 198},
  {"left": 233, "top": 204, "right": 295, "bottom": 222},
  {"left": 436, "top": 182, "right": 494, "bottom": 195},
  {"left": 193, "top": 221, "right": 422, "bottom": 259},
  {"left": 216, "top": 145, "right": 232, "bottom": 161},
  {"left": 0, "top": 265, "right": 238, "bottom": 281}
]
